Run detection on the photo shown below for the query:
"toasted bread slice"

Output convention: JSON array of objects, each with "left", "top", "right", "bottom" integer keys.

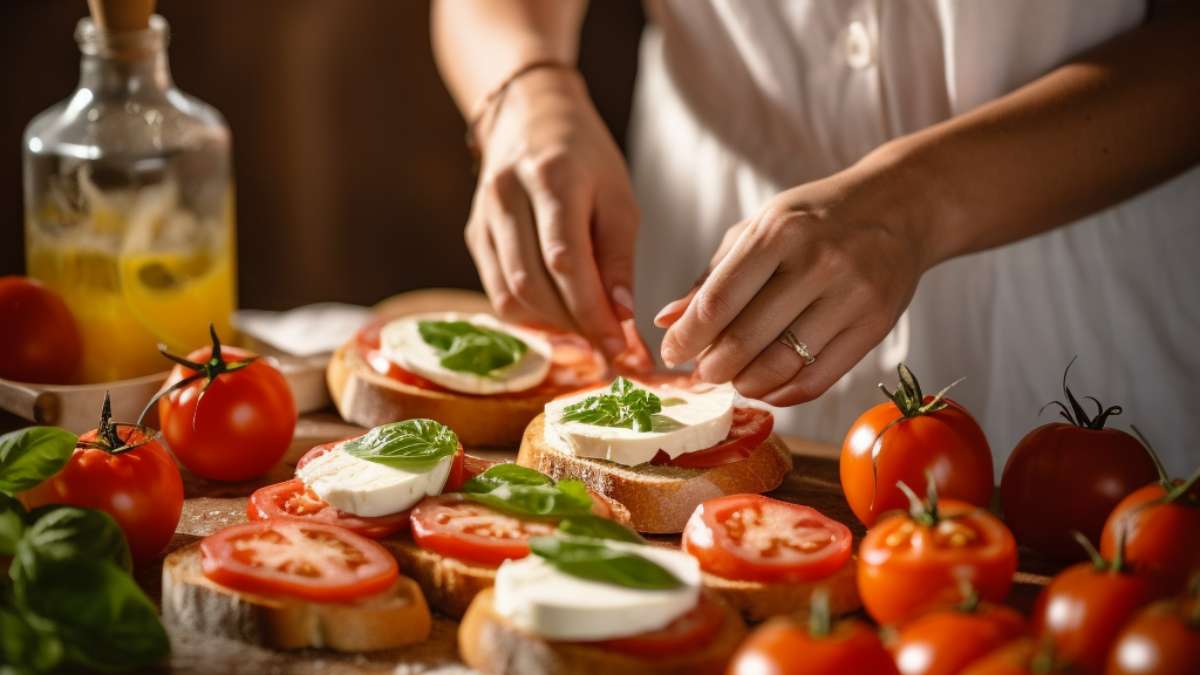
[
  {"left": 517, "top": 414, "right": 794, "bottom": 533},
  {"left": 459, "top": 588, "right": 746, "bottom": 675},
  {"left": 701, "top": 558, "right": 861, "bottom": 622},
  {"left": 162, "top": 543, "right": 431, "bottom": 652}
]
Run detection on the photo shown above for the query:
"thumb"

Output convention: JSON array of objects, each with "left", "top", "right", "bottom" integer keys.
[{"left": 592, "top": 184, "right": 640, "bottom": 321}]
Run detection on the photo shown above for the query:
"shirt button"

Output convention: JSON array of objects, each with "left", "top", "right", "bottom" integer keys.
[{"left": 844, "top": 20, "right": 875, "bottom": 69}]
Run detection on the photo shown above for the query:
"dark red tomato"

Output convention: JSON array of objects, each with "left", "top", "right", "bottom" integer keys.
[
  {"left": 728, "top": 614, "right": 899, "bottom": 675},
  {"left": 0, "top": 276, "right": 82, "bottom": 384},
  {"left": 589, "top": 593, "right": 728, "bottom": 659},
  {"left": 157, "top": 334, "right": 296, "bottom": 481},
  {"left": 1000, "top": 363, "right": 1157, "bottom": 561},
  {"left": 960, "top": 639, "right": 1069, "bottom": 675},
  {"left": 246, "top": 479, "right": 412, "bottom": 539},
  {"left": 409, "top": 494, "right": 558, "bottom": 566},
  {"left": 22, "top": 419, "right": 182, "bottom": 565},
  {"left": 295, "top": 438, "right": 473, "bottom": 493},
  {"left": 840, "top": 364, "right": 993, "bottom": 527},
  {"left": 891, "top": 602, "right": 1026, "bottom": 675},
  {"left": 682, "top": 494, "right": 851, "bottom": 583},
  {"left": 1106, "top": 593, "right": 1200, "bottom": 675},
  {"left": 1100, "top": 473, "right": 1200, "bottom": 594},
  {"left": 651, "top": 407, "right": 775, "bottom": 469}
]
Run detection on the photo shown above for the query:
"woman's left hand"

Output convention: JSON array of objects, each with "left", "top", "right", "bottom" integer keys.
[{"left": 656, "top": 165, "right": 932, "bottom": 406}]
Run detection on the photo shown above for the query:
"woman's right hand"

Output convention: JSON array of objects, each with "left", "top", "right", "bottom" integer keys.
[{"left": 465, "top": 68, "right": 640, "bottom": 358}]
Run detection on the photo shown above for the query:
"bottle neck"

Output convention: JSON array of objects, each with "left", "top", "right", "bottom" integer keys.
[{"left": 74, "top": 15, "right": 173, "bottom": 98}]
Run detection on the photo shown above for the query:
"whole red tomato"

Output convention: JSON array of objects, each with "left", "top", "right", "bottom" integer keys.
[
  {"left": 1099, "top": 453, "right": 1200, "bottom": 594},
  {"left": 1033, "top": 535, "right": 1162, "bottom": 673},
  {"left": 22, "top": 396, "right": 183, "bottom": 564},
  {"left": 1001, "top": 361, "right": 1157, "bottom": 561},
  {"left": 841, "top": 364, "right": 993, "bottom": 527},
  {"left": 891, "top": 596, "right": 1026, "bottom": 675},
  {"left": 960, "top": 640, "right": 1071, "bottom": 675},
  {"left": 859, "top": 479, "right": 1018, "bottom": 625},
  {"left": 0, "top": 276, "right": 82, "bottom": 384},
  {"left": 1106, "top": 590, "right": 1200, "bottom": 675},
  {"left": 154, "top": 327, "right": 295, "bottom": 481}
]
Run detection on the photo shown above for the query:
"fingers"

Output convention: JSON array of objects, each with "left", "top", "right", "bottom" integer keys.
[
  {"left": 593, "top": 183, "right": 640, "bottom": 321},
  {"left": 760, "top": 322, "right": 883, "bottom": 406},
  {"left": 655, "top": 221, "right": 747, "bottom": 329},
  {"left": 464, "top": 215, "right": 541, "bottom": 325},
  {"left": 728, "top": 296, "right": 846, "bottom": 400}
]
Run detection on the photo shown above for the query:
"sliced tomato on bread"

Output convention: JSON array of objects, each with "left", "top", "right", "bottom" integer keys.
[
  {"left": 651, "top": 407, "right": 775, "bottom": 469},
  {"left": 247, "top": 479, "right": 414, "bottom": 539}
]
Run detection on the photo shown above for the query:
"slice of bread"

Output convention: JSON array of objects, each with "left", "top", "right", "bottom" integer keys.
[
  {"left": 517, "top": 414, "right": 794, "bottom": 533},
  {"left": 162, "top": 543, "right": 431, "bottom": 652},
  {"left": 700, "top": 558, "right": 862, "bottom": 622},
  {"left": 458, "top": 588, "right": 747, "bottom": 675}
]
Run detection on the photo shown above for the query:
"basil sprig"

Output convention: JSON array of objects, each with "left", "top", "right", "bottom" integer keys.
[
  {"left": 529, "top": 534, "right": 682, "bottom": 590},
  {"left": 461, "top": 464, "right": 594, "bottom": 518},
  {"left": 418, "top": 319, "right": 528, "bottom": 376},
  {"left": 560, "top": 377, "right": 662, "bottom": 432},
  {"left": 0, "top": 427, "right": 168, "bottom": 672},
  {"left": 343, "top": 419, "right": 459, "bottom": 471}
]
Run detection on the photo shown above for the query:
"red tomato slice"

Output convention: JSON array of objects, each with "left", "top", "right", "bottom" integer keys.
[
  {"left": 612, "top": 318, "right": 655, "bottom": 375},
  {"left": 295, "top": 438, "right": 468, "bottom": 492},
  {"left": 410, "top": 494, "right": 558, "bottom": 567},
  {"left": 683, "top": 494, "right": 852, "bottom": 583},
  {"left": 200, "top": 519, "right": 398, "bottom": 603},
  {"left": 587, "top": 594, "right": 727, "bottom": 658},
  {"left": 246, "top": 479, "right": 412, "bottom": 539},
  {"left": 652, "top": 407, "right": 775, "bottom": 469}
]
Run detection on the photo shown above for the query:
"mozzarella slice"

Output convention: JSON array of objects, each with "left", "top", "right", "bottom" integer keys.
[
  {"left": 493, "top": 542, "right": 701, "bottom": 641},
  {"left": 543, "top": 382, "right": 736, "bottom": 466},
  {"left": 296, "top": 444, "right": 452, "bottom": 517},
  {"left": 379, "top": 312, "right": 552, "bottom": 395}
]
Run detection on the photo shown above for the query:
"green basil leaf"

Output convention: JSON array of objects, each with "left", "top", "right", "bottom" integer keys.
[
  {"left": 0, "top": 493, "right": 26, "bottom": 556},
  {"left": 342, "top": 419, "right": 459, "bottom": 471},
  {"left": 560, "top": 377, "right": 662, "bottom": 432},
  {"left": 465, "top": 482, "right": 593, "bottom": 519},
  {"left": 529, "top": 536, "right": 682, "bottom": 590},
  {"left": 418, "top": 320, "right": 528, "bottom": 376},
  {"left": 20, "top": 506, "right": 132, "bottom": 573},
  {"left": 0, "top": 427, "right": 76, "bottom": 495},
  {"left": 12, "top": 556, "right": 169, "bottom": 670},
  {"left": 557, "top": 514, "right": 643, "bottom": 543},
  {"left": 0, "top": 603, "right": 62, "bottom": 673},
  {"left": 461, "top": 463, "right": 554, "bottom": 494}
]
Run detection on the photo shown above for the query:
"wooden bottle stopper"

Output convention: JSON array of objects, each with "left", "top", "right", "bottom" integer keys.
[{"left": 87, "top": 0, "right": 157, "bottom": 32}]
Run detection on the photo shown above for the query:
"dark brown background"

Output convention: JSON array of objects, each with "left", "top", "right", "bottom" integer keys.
[{"left": 0, "top": 0, "right": 644, "bottom": 310}]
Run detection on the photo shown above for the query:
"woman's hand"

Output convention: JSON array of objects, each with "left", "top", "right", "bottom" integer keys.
[
  {"left": 465, "top": 68, "right": 640, "bottom": 358},
  {"left": 656, "top": 164, "right": 931, "bottom": 406}
]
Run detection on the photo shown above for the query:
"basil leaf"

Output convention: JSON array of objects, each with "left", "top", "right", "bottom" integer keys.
[
  {"left": 0, "top": 427, "right": 76, "bottom": 495},
  {"left": 12, "top": 556, "right": 169, "bottom": 671},
  {"left": 418, "top": 320, "right": 528, "bottom": 376},
  {"left": 529, "top": 536, "right": 682, "bottom": 590},
  {"left": 19, "top": 506, "right": 132, "bottom": 573},
  {"left": 342, "top": 419, "right": 459, "bottom": 471},
  {"left": 560, "top": 377, "right": 662, "bottom": 432},
  {"left": 465, "top": 480, "right": 593, "bottom": 519},
  {"left": 0, "top": 493, "right": 26, "bottom": 556},
  {"left": 0, "top": 604, "right": 62, "bottom": 674},
  {"left": 461, "top": 463, "right": 554, "bottom": 493},
  {"left": 557, "top": 514, "right": 643, "bottom": 543}
]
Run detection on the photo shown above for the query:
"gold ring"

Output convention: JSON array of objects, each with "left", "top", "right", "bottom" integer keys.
[{"left": 779, "top": 329, "right": 816, "bottom": 365}]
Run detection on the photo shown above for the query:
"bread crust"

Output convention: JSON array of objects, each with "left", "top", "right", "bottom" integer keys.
[
  {"left": 161, "top": 543, "right": 431, "bottom": 652},
  {"left": 458, "top": 588, "right": 746, "bottom": 675},
  {"left": 517, "top": 414, "right": 794, "bottom": 533},
  {"left": 700, "top": 558, "right": 862, "bottom": 622}
]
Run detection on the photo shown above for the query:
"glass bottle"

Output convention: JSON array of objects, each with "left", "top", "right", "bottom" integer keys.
[{"left": 23, "top": 15, "right": 236, "bottom": 383}]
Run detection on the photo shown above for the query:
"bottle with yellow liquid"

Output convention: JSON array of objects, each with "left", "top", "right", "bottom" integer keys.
[{"left": 23, "top": 14, "right": 236, "bottom": 383}]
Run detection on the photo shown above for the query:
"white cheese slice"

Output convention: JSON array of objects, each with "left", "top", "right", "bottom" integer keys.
[
  {"left": 543, "top": 382, "right": 736, "bottom": 466},
  {"left": 493, "top": 542, "right": 701, "bottom": 641},
  {"left": 295, "top": 444, "right": 452, "bottom": 517},
  {"left": 379, "top": 312, "right": 552, "bottom": 395}
]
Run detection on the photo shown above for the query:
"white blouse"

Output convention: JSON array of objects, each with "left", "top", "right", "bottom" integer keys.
[{"left": 628, "top": 0, "right": 1199, "bottom": 474}]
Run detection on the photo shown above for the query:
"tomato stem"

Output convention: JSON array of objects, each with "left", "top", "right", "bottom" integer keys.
[
  {"left": 807, "top": 589, "right": 832, "bottom": 639},
  {"left": 1075, "top": 529, "right": 1129, "bottom": 573},
  {"left": 136, "top": 324, "right": 258, "bottom": 426},
  {"left": 896, "top": 471, "right": 940, "bottom": 527},
  {"left": 1039, "top": 357, "right": 1122, "bottom": 430},
  {"left": 955, "top": 579, "right": 981, "bottom": 613},
  {"left": 76, "top": 391, "right": 158, "bottom": 455},
  {"left": 877, "top": 364, "right": 963, "bottom": 418},
  {"left": 1030, "top": 636, "right": 1063, "bottom": 674}
]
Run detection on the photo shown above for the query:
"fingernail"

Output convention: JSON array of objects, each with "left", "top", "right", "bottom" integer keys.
[
  {"left": 611, "top": 286, "right": 635, "bottom": 321},
  {"left": 654, "top": 299, "right": 686, "bottom": 328},
  {"left": 604, "top": 336, "right": 627, "bottom": 357}
]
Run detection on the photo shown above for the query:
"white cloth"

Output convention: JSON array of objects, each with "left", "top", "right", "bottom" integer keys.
[{"left": 629, "top": 0, "right": 1200, "bottom": 475}]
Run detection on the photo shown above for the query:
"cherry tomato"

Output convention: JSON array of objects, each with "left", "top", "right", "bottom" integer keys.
[
  {"left": 0, "top": 276, "right": 82, "bottom": 384},
  {"left": 960, "top": 639, "right": 1070, "bottom": 675},
  {"left": 651, "top": 407, "right": 775, "bottom": 469},
  {"left": 840, "top": 364, "right": 993, "bottom": 527},
  {"left": 1032, "top": 541, "right": 1161, "bottom": 673},
  {"left": 247, "top": 479, "right": 412, "bottom": 539},
  {"left": 200, "top": 519, "right": 398, "bottom": 603},
  {"left": 587, "top": 593, "right": 727, "bottom": 658},
  {"left": 1106, "top": 592, "right": 1200, "bottom": 675},
  {"left": 1100, "top": 470, "right": 1200, "bottom": 594},
  {"left": 728, "top": 613, "right": 899, "bottom": 675},
  {"left": 859, "top": 487, "right": 1017, "bottom": 625},
  {"left": 891, "top": 601, "right": 1026, "bottom": 675},
  {"left": 682, "top": 494, "right": 851, "bottom": 583},
  {"left": 156, "top": 331, "right": 296, "bottom": 481},
  {"left": 1001, "top": 362, "right": 1156, "bottom": 561},
  {"left": 409, "top": 494, "right": 559, "bottom": 566},
  {"left": 22, "top": 408, "right": 182, "bottom": 565}
]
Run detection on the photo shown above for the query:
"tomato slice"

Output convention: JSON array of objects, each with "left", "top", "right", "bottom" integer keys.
[
  {"left": 296, "top": 437, "right": 468, "bottom": 493},
  {"left": 651, "top": 407, "right": 775, "bottom": 469},
  {"left": 200, "top": 519, "right": 398, "bottom": 603},
  {"left": 410, "top": 494, "right": 558, "bottom": 567},
  {"left": 612, "top": 318, "right": 655, "bottom": 375},
  {"left": 247, "top": 479, "right": 412, "bottom": 539},
  {"left": 586, "top": 594, "right": 727, "bottom": 658},
  {"left": 683, "top": 494, "right": 852, "bottom": 583}
]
